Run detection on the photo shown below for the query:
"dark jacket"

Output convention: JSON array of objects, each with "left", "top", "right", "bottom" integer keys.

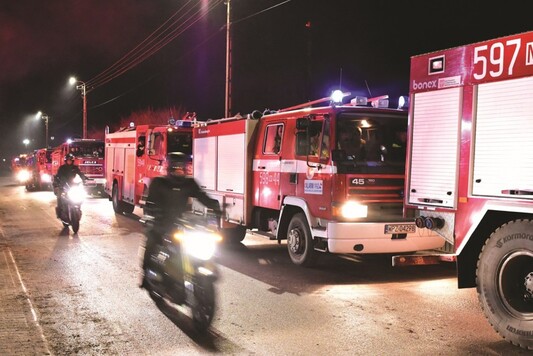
[
  {"left": 146, "top": 175, "right": 220, "bottom": 228},
  {"left": 54, "top": 163, "right": 86, "bottom": 188}
]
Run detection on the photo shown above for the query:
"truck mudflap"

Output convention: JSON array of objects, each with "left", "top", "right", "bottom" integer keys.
[{"left": 392, "top": 253, "right": 456, "bottom": 266}]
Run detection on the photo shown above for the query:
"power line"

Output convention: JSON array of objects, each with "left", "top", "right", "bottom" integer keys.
[
  {"left": 85, "top": 0, "right": 293, "bottom": 110},
  {"left": 86, "top": 0, "right": 224, "bottom": 91}
]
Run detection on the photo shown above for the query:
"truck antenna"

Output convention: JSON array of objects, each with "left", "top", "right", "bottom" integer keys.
[{"left": 365, "top": 80, "right": 372, "bottom": 97}]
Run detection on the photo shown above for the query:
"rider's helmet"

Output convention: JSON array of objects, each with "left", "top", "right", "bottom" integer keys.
[
  {"left": 167, "top": 152, "right": 191, "bottom": 177},
  {"left": 64, "top": 153, "right": 75, "bottom": 163}
]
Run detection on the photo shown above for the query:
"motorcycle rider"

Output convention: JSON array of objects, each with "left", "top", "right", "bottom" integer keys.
[
  {"left": 53, "top": 153, "right": 88, "bottom": 218},
  {"left": 140, "top": 152, "right": 221, "bottom": 288}
]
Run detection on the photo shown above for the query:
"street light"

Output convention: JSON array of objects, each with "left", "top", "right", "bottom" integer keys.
[
  {"left": 36, "top": 111, "right": 50, "bottom": 148},
  {"left": 22, "top": 138, "right": 30, "bottom": 149},
  {"left": 69, "top": 76, "right": 88, "bottom": 139}
]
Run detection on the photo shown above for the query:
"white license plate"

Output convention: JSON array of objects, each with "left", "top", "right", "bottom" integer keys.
[{"left": 384, "top": 224, "right": 416, "bottom": 234}]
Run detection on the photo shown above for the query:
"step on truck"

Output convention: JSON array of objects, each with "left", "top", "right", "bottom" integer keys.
[
  {"left": 402, "top": 30, "right": 533, "bottom": 350},
  {"left": 192, "top": 92, "right": 444, "bottom": 266}
]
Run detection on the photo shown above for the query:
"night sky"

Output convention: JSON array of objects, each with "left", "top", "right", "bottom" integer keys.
[{"left": 1, "top": 0, "right": 531, "bottom": 161}]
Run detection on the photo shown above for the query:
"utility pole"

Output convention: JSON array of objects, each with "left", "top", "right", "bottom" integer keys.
[{"left": 225, "top": 0, "right": 232, "bottom": 118}]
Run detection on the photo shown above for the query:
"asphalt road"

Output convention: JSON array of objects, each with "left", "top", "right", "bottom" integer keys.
[{"left": 0, "top": 176, "right": 528, "bottom": 355}]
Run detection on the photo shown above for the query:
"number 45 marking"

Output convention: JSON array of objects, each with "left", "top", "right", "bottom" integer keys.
[{"left": 473, "top": 38, "right": 521, "bottom": 80}]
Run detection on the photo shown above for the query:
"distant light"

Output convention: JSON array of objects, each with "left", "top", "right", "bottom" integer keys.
[
  {"left": 69, "top": 77, "right": 77, "bottom": 85},
  {"left": 67, "top": 139, "right": 73, "bottom": 144},
  {"left": 129, "top": 122, "right": 135, "bottom": 128},
  {"left": 331, "top": 90, "right": 344, "bottom": 103},
  {"left": 22, "top": 138, "right": 30, "bottom": 146},
  {"left": 36, "top": 111, "right": 42, "bottom": 119}
]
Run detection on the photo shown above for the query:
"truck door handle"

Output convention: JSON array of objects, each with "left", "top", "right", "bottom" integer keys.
[{"left": 258, "top": 166, "right": 266, "bottom": 169}]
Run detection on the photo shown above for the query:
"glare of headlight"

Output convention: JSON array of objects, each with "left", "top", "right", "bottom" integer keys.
[
  {"left": 73, "top": 174, "right": 83, "bottom": 184},
  {"left": 41, "top": 173, "right": 52, "bottom": 183},
  {"left": 67, "top": 185, "right": 86, "bottom": 204},
  {"left": 17, "top": 169, "right": 30, "bottom": 182},
  {"left": 341, "top": 201, "right": 368, "bottom": 219},
  {"left": 174, "top": 231, "right": 221, "bottom": 260}
]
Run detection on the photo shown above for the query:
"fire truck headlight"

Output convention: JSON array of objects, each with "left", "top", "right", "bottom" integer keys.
[
  {"left": 340, "top": 201, "right": 368, "bottom": 219},
  {"left": 17, "top": 169, "right": 31, "bottom": 183}
]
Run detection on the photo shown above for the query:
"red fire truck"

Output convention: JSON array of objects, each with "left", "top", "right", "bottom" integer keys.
[
  {"left": 51, "top": 139, "right": 106, "bottom": 196},
  {"left": 25, "top": 148, "right": 53, "bottom": 191},
  {"left": 11, "top": 154, "right": 30, "bottom": 184},
  {"left": 104, "top": 120, "right": 193, "bottom": 214},
  {"left": 192, "top": 93, "right": 444, "bottom": 266},
  {"left": 404, "top": 31, "right": 533, "bottom": 349}
]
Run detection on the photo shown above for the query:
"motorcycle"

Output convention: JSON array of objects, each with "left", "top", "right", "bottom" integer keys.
[
  {"left": 55, "top": 174, "right": 87, "bottom": 233},
  {"left": 142, "top": 211, "right": 222, "bottom": 332}
]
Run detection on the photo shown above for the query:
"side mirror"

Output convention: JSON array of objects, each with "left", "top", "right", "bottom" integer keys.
[{"left": 331, "top": 149, "right": 345, "bottom": 161}]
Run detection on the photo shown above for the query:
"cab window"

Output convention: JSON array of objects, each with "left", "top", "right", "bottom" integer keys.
[{"left": 263, "top": 124, "right": 283, "bottom": 155}]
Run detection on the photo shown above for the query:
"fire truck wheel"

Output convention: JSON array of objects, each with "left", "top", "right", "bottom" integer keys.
[
  {"left": 112, "top": 183, "right": 123, "bottom": 213},
  {"left": 476, "top": 219, "right": 533, "bottom": 350},
  {"left": 287, "top": 213, "right": 317, "bottom": 267}
]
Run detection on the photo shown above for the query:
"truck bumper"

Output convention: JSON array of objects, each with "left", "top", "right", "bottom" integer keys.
[{"left": 325, "top": 222, "right": 445, "bottom": 254}]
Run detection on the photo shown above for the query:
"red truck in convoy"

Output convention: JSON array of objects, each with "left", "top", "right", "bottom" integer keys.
[
  {"left": 192, "top": 93, "right": 444, "bottom": 266},
  {"left": 403, "top": 31, "right": 533, "bottom": 349},
  {"left": 104, "top": 119, "right": 193, "bottom": 214},
  {"left": 25, "top": 148, "right": 54, "bottom": 191},
  {"left": 51, "top": 139, "right": 106, "bottom": 196}
]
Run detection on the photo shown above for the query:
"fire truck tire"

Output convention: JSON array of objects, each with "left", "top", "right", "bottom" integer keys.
[
  {"left": 476, "top": 219, "right": 533, "bottom": 350},
  {"left": 112, "top": 182, "right": 134, "bottom": 214},
  {"left": 287, "top": 213, "right": 317, "bottom": 267}
]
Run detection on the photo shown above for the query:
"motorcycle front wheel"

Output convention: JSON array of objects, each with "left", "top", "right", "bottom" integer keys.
[
  {"left": 69, "top": 207, "right": 81, "bottom": 233},
  {"left": 191, "top": 279, "right": 216, "bottom": 332}
]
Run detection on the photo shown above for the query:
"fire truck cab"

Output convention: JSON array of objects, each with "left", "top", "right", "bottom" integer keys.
[
  {"left": 51, "top": 139, "right": 106, "bottom": 196},
  {"left": 404, "top": 31, "right": 533, "bottom": 349},
  {"left": 104, "top": 120, "right": 193, "bottom": 214},
  {"left": 193, "top": 93, "right": 444, "bottom": 266}
]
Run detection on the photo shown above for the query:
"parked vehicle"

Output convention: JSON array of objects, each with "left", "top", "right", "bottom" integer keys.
[
  {"left": 25, "top": 148, "right": 53, "bottom": 191},
  {"left": 402, "top": 30, "right": 533, "bottom": 350},
  {"left": 104, "top": 118, "right": 194, "bottom": 214},
  {"left": 191, "top": 92, "right": 444, "bottom": 266},
  {"left": 51, "top": 139, "right": 106, "bottom": 196}
]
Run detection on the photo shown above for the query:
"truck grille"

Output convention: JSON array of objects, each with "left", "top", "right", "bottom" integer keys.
[{"left": 347, "top": 175, "right": 405, "bottom": 221}]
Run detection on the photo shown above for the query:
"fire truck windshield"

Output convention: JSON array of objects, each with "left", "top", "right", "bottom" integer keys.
[
  {"left": 167, "top": 131, "right": 192, "bottom": 155},
  {"left": 334, "top": 112, "right": 407, "bottom": 174},
  {"left": 69, "top": 141, "right": 104, "bottom": 158}
]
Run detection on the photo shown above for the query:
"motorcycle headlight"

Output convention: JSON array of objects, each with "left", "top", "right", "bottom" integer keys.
[
  {"left": 40, "top": 173, "right": 52, "bottom": 183},
  {"left": 174, "top": 230, "right": 222, "bottom": 261},
  {"left": 67, "top": 185, "right": 86, "bottom": 204}
]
